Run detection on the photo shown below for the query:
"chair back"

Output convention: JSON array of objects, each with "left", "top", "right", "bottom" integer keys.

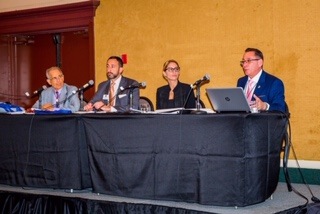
[
  {"left": 139, "top": 96, "right": 154, "bottom": 111},
  {"left": 199, "top": 99, "right": 205, "bottom": 108}
]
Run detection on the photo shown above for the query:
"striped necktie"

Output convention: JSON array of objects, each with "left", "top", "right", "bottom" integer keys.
[
  {"left": 246, "top": 80, "right": 255, "bottom": 102},
  {"left": 109, "top": 81, "right": 115, "bottom": 106},
  {"left": 55, "top": 91, "right": 60, "bottom": 107}
]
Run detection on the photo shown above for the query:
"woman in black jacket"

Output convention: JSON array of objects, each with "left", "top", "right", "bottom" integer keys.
[{"left": 156, "top": 59, "right": 196, "bottom": 109}]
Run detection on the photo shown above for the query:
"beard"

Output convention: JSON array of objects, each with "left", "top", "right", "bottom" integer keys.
[{"left": 107, "top": 72, "right": 117, "bottom": 79}]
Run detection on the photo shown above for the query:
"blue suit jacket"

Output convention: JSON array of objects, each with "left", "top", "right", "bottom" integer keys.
[
  {"left": 237, "top": 71, "right": 285, "bottom": 112},
  {"left": 89, "top": 76, "right": 140, "bottom": 112},
  {"left": 33, "top": 83, "right": 80, "bottom": 112}
]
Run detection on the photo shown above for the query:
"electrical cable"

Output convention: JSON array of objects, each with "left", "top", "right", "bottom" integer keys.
[
  {"left": 290, "top": 132, "right": 320, "bottom": 203},
  {"left": 281, "top": 107, "right": 320, "bottom": 214}
]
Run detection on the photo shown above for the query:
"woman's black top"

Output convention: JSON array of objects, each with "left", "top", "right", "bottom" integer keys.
[{"left": 156, "top": 81, "right": 196, "bottom": 109}]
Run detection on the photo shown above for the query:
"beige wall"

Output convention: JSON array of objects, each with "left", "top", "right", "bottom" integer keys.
[
  {"left": 94, "top": 0, "right": 320, "bottom": 161},
  {"left": 0, "top": 0, "right": 86, "bottom": 12}
]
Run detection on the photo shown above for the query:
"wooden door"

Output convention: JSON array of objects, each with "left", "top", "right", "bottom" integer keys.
[{"left": 0, "top": 1, "right": 99, "bottom": 109}]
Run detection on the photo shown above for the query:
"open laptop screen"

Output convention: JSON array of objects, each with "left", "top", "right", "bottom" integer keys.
[{"left": 206, "top": 87, "right": 251, "bottom": 113}]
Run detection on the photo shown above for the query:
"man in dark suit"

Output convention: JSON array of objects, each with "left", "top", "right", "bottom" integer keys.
[
  {"left": 237, "top": 48, "right": 285, "bottom": 112},
  {"left": 32, "top": 66, "right": 80, "bottom": 112},
  {"left": 84, "top": 56, "right": 140, "bottom": 112}
]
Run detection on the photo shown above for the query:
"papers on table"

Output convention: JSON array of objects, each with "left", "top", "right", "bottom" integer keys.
[{"left": 154, "top": 108, "right": 215, "bottom": 114}]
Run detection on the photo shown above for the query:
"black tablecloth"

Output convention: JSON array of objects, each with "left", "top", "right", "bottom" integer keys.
[
  {"left": 0, "top": 113, "right": 287, "bottom": 206},
  {"left": 83, "top": 113, "right": 287, "bottom": 206},
  {"left": 0, "top": 114, "right": 91, "bottom": 190}
]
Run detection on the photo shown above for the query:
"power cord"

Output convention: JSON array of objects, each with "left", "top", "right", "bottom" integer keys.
[
  {"left": 291, "top": 139, "right": 320, "bottom": 203},
  {"left": 283, "top": 112, "right": 320, "bottom": 206}
]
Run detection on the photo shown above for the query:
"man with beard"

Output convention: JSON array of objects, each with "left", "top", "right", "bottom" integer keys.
[{"left": 84, "top": 56, "right": 140, "bottom": 112}]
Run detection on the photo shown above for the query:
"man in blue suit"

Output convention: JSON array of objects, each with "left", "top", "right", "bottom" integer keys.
[
  {"left": 32, "top": 66, "right": 80, "bottom": 112},
  {"left": 84, "top": 56, "right": 140, "bottom": 112},
  {"left": 237, "top": 48, "right": 286, "bottom": 112}
]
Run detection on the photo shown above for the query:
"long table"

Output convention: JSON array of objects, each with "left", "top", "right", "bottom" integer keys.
[
  {"left": 0, "top": 114, "right": 91, "bottom": 190},
  {"left": 0, "top": 113, "right": 287, "bottom": 206}
]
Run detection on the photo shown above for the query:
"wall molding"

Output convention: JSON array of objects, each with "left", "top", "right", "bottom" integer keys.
[
  {"left": 0, "top": 0, "right": 100, "bottom": 35},
  {"left": 281, "top": 159, "right": 320, "bottom": 169}
]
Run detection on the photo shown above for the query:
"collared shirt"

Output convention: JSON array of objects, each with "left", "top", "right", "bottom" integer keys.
[
  {"left": 245, "top": 69, "right": 262, "bottom": 95},
  {"left": 246, "top": 69, "right": 270, "bottom": 110}
]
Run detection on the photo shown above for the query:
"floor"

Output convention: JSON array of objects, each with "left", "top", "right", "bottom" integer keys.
[{"left": 0, "top": 182, "right": 319, "bottom": 213}]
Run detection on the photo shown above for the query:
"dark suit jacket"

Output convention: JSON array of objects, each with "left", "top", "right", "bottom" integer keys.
[
  {"left": 237, "top": 70, "right": 285, "bottom": 112},
  {"left": 156, "top": 81, "right": 196, "bottom": 109},
  {"left": 33, "top": 83, "right": 80, "bottom": 112},
  {"left": 89, "top": 76, "right": 140, "bottom": 112}
]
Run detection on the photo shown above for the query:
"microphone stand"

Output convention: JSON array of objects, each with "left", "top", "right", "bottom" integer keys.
[
  {"left": 191, "top": 84, "right": 207, "bottom": 114},
  {"left": 79, "top": 90, "right": 85, "bottom": 111},
  {"left": 62, "top": 91, "right": 77, "bottom": 106},
  {"left": 129, "top": 88, "right": 134, "bottom": 110}
]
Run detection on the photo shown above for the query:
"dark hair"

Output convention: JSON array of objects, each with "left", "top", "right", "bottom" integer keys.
[
  {"left": 163, "top": 59, "right": 180, "bottom": 71},
  {"left": 108, "top": 56, "right": 124, "bottom": 67},
  {"left": 245, "top": 48, "right": 264, "bottom": 60}
]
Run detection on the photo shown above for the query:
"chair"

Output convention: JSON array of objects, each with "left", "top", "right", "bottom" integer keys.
[{"left": 139, "top": 96, "right": 154, "bottom": 111}]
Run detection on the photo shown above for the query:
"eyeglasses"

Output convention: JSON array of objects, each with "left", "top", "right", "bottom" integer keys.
[
  {"left": 166, "top": 67, "right": 180, "bottom": 72},
  {"left": 240, "top": 58, "right": 260, "bottom": 66},
  {"left": 49, "top": 74, "right": 64, "bottom": 81}
]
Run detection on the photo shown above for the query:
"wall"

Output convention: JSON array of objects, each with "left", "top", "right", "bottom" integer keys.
[
  {"left": 0, "top": 0, "right": 86, "bottom": 12},
  {"left": 94, "top": 0, "right": 320, "bottom": 161}
]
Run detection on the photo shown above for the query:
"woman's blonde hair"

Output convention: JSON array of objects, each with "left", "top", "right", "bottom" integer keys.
[{"left": 162, "top": 59, "right": 180, "bottom": 71}]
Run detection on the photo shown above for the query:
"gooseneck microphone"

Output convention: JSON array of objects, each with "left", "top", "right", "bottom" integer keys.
[
  {"left": 192, "top": 74, "right": 210, "bottom": 87},
  {"left": 25, "top": 85, "right": 47, "bottom": 97},
  {"left": 118, "top": 81, "right": 146, "bottom": 110},
  {"left": 120, "top": 82, "right": 147, "bottom": 91},
  {"left": 73, "top": 80, "right": 94, "bottom": 94},
  {"left": 191, "top": 74, "right": 211, "bottom": 114}
]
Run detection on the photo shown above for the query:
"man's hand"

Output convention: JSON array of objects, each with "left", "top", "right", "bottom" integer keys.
[
  {"left": 253, "top": 95, "right": 268, "bottom": 111},
  {"left": 84, "top": 102, "right": 93, "bottom": 111},
  {"left": 42, "top": 103, "right": 54, "bottom": 111},
  {"left": 92, "top": 101, "right": 112, "bottom": 112}
]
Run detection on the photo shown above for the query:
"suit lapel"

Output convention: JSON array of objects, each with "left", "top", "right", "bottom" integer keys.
[
  {"left": 59, "top": 84, "right": 68, "bottom": 105},
  {"left": 115, "top": 77, "right": 127, "bottom": 105},
  {"left": 118, "top": 77, "right": 128, "bottom": 94},
  {"left": 254, "top": 71, "right": 266, "bottom": 95},
  {"left": 240, "top": 77, "right": 248, "bottom": 89}
]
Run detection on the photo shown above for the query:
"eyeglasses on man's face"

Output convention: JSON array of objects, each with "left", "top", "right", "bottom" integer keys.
[
  {"left": 49, "top": 74, "right": 64, "bottom": 81},
  {"left": 240, "top": 58, "right": 260, "bottom": 66},
  {"left": 166, "top": 67, "right": 180, "bottom": 72}
]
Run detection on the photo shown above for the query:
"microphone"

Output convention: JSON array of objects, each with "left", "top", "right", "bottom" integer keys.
[
  {"left": 73, "top": 80, "right": 94, "bottom": 94},
  {"left": 120, "top": 82, "right": 146, "bottom": 91},
  {"left": 25, "top": 85, "right": 47, "bottom": 97},
  {"left": 192, "top": 74, "right": 210, "bottom": 87}
]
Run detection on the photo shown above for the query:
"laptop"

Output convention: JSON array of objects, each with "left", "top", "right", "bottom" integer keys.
[{"left": 206, "top": 87, "right": 251, "bottom": 113}]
